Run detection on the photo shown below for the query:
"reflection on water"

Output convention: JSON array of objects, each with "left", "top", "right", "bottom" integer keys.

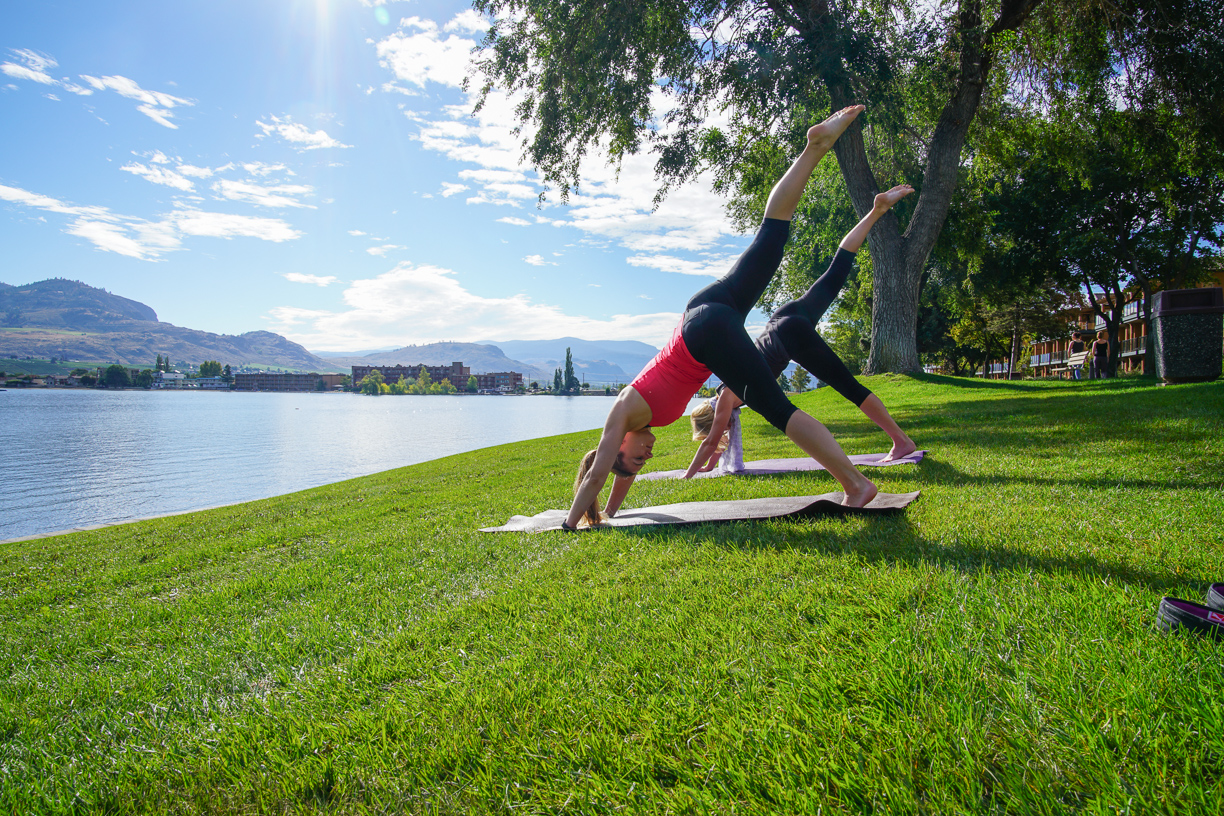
[{"left": 1, "top": 389, "right": 696, "bottom": 541}]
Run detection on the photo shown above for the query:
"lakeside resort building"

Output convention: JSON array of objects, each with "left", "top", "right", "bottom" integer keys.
[
  {"left": 232, "top": 372, "right": 347, "bottom": 392},
  {"left": 981, "top": 272, "right": 1224, "bottom": 379}
]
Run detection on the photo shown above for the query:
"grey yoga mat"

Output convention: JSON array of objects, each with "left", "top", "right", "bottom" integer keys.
[
  {"left": 636, "top": 450, "right": 926, "bottom": 482},
  {"left": 481, "top": 491, "right": 920, "bottom": 533}
]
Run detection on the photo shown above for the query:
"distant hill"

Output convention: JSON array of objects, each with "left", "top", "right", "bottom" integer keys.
[
  {"left": 493, "top": 337, "right": 658, "bottom": 381},
  {"left": 0, "top": 279, "right": 340, "bottom": 372}
]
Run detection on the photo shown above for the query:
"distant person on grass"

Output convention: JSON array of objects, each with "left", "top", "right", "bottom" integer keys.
[
  {"left": 1068, "top": 331, "right": 1086, "bottom": 381},
  {"left": 1090, "top": 330, "right": 1110, "bottom": 379},
  {"left": 687, "top": 188, "right": 917, "bottom": 476},
  {"left": 566, "top": 106, "right": 880, "bottom": 529}
]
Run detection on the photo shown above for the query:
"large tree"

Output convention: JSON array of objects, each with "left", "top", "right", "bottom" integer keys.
[{"left": 470, "top": 0, "right": 1217, "bottom": 373}]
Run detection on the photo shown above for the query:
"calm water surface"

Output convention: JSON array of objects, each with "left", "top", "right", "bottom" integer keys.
[{"left": 0, "top": 389, "right": 699, "bottom": 541}]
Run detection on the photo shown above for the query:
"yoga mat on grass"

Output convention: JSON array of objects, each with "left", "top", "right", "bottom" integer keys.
[
  {"left": 637, "top": 450, "right": 927, "bottom": 481},
  {"left": 481, "top": 491, "right": 920, "bottom": 533}
]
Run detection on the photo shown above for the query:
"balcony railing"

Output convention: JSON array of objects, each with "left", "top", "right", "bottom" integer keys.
[{"left": 1119, "top": 335, "right": 1146, "bottom": 355}]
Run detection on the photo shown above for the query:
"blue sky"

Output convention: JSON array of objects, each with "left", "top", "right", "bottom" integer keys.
[{"left": 0, "top": 0, "right": 763, "bottom": 353}]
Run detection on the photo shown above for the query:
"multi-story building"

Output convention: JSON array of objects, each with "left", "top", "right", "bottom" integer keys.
[
  {"left": 232, "top": 372, "right": 340, "bottom": 392},
  {"left": 474, "top": 371, "right": 523, "bottom": 392}
]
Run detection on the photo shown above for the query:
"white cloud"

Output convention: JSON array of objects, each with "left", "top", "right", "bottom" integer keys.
[
  {"left": 439, "top": 182, "right": 469, "bottom": 198},
  {"left": 255, "top": 115, "right": 351, "bottom": 150},
  {"left": 283, "top": 273, "right": 338, "bottom": 287},
  {"left": 79, "top": 74, "right": 192, "bottom": 128},
  {"left": 375, "top": 22, "right": 740, "bottom": 267},
  {"left": 497, "top": 217, "right": 531, "bottom": 226},
  {"left": 66, "top": 219, "right": 158, "bottom": 259},
  {"left": 443, "top": 9, "right": 489, "bottom": 34},
  {"left": 172, "top": 210, "right": 301, "bottom": 242},
  {"left": 376, "top": 17, "right": 474, "bottom": 89},
  {"left": 212, "top": 179, "right": 316, "bottom": 209},
  {"left": 266, "top": 262, "right": 682, "bottom": 348},
  {"left": 243, "top": 161, "right": 291, "bottom": 177},
  {"left": 366, "top": 244, "right": 403, "bottom": 257},
  {"left": 625, "top": 253, "right": 738, "bottom": 278},
  {"left": 1, "top": 49, "right": 92, "bottom": 95},
  {"left": 2, "top": 49, "right": 57, "bottom": 84},
  {"left": 523, "top": 254, "right": 555, "bottom": 266},
  {"left": 0, "top": 182, "right": 301, "bottom": 258},
  {"left": 177, "top": 164, "right": 216, "bottom": 178},
  {"left": 348, "top": 229, "right": 367, "bottom": 236},
  {"left": 121, "top": 162, "right": 195, "bottom": 192}
]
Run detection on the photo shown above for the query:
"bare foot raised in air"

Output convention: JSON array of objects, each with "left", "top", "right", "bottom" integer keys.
[
  {"left": 880, "top": 436, "right": 917, "bottom": 463},
  {"left": 841, "top": 475, "right": 879, "bottom": 508},
  {"left": 807, "top": 105, "right": 865, "bottom": 150},
  {"left": 873, "top": 184, "right": 914, "bottom": 212}
]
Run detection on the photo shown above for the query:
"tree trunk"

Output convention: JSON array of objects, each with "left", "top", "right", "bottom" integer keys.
[
  {"left": 1009, "top": 323, "right": 1021, "bottom": 379},
  {"left": 815, "top": 0, "right": 1036, "bottom": 375}
]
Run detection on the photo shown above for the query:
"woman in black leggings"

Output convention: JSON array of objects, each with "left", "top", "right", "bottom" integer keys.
[
  {"left": 566, "top": 106, "right": 878, "bottom": 528},
  {"left": 686, "top": 185, "right": 915, "bottom": 477}
]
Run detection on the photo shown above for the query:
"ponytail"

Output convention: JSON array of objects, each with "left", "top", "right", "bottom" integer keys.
[{"left": 574, "top": 449, "right": 636, "bottom": 527}]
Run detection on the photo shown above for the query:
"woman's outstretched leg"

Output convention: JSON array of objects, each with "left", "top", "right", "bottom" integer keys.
[
  {"left": 784, "top": 411, "right": 878, "bottom": 507},
  {"left": 764, "top": 106, "right": 865, "bottom": 222},
  {"left": 687, "top": 107, "right": 865, "bottom": 321},
  {"left": 858, "top": 394, "right": 916, "bottom": 462}
]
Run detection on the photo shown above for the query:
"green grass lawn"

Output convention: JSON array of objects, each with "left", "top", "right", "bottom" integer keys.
[{"left": 3, "top": 375, "right": 1223, "bottom": 814}]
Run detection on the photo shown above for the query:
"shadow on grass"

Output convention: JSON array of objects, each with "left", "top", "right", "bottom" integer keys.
[
  {"left": 619, "top": 512, "right": 1207, "bottom": 596},
  {"left": 808, "top": 380, "right": 1224, "bottom": 461},
  {"left": 911, "top": 371, "right": 1166, "bottom": 392}
]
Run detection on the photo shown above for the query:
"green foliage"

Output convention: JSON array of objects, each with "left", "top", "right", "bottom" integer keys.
[
  {"left": 563, "top": 348, "right": 581, "bottom": 393},
  {"left": 775, "top": 373, "right": 789, "bottom": 392},
  {"left": 102, "top": 364, "right": 130, "bottom": 388},
  {"left": 199, "top": 360, "right": 223, "bottom": 378},
  {"left": 3, "top": 377, "right": 1224, "bottom": 811},
  {"left": 358, "top": 369, "right": 385, "bottom": 396},
  {"left": 790, "top": 366, "right": 811, "bottom": 393},
  {"left": 133, "top": 369, "right": 154, "bottom": 389},
  {"left": 466, "top": 375, "right": 479, "bottom": 393}
]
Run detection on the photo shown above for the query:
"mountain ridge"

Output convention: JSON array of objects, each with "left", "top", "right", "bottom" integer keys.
[
  {"left": 0, "top": 280, "right": 659, "bottom": 381},
  {"left": 0, "top": 279, "right": 338, "bottom": 371}
]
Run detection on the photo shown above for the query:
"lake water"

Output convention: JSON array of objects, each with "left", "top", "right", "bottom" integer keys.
[{"left": 0, "top": 389, "right": 700, "bottom": 542}]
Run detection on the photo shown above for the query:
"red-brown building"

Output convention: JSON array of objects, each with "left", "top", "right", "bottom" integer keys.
[{"left": 233, "top": 372, "right": 345, "bottom": 391}]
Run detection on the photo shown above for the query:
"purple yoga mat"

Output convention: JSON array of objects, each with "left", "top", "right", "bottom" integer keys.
[
  {"left": 481, "top": 491, "right": 921, "bottom": 533},
  {"left": 637, "top": 450, "right": 927, "bottom": 482}
]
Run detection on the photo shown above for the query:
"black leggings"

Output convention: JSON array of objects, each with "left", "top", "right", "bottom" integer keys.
[
  {"left": 681, "top": 218, "right": 798, "bottom": 432},
  {"left": 766, "top": 248, "right": 872, "bottom": 407}
]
